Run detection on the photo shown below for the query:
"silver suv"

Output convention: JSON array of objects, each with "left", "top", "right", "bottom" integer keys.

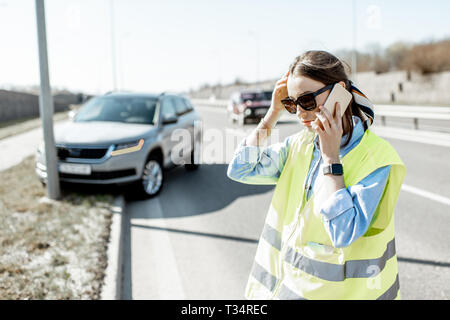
[{"left": 35, "top": 92, "right": 201, "bottom": 197}]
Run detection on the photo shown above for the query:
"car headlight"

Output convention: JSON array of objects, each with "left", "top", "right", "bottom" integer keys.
[{"left": 111, "top": 139, "right": 144, "bottom": 156}]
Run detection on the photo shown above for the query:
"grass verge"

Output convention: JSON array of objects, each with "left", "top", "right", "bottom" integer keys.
[{"left": 0, "top": 155, "right": 114, "bottom": 299}]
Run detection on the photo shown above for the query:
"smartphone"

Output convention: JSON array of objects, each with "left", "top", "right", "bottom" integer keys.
[{"left": 323, "top": 83, "right": 353, "bottom": 117}]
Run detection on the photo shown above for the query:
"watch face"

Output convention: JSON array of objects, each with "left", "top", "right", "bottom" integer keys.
[{"left": 331, "top": 164, "right": 343, "bottom": 175}]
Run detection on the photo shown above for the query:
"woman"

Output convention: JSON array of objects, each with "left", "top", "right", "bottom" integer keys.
[{"left": 227, "top": 50, "right": 406, "bottom": 300}]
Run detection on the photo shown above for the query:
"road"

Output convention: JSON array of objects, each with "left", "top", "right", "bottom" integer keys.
[
  {"left": 122, "top": 105, "right": 450, "bottom": 300},
  {"left": 1, "top": 103, "right": 448, "bottom": 300}
]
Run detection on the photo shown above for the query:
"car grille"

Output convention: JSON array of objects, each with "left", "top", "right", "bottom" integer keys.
[
  {"left": 59, "top": 168, "right": 136, "bottom": 180},
  {"left": 57, "top": 146, "right": 109, "bottom": 160}
]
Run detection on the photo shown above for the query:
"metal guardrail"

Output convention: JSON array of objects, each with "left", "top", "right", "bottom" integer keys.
[
  {"left": 375, "top": 104, "right": 450, "bottom": 130},
  {"left": 192, "top": 99, "right": 450, "bottom": 131}
]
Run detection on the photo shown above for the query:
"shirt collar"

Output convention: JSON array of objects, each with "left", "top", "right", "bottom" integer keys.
[{"left": 313, "top": 116, "right": 365, "bottom": 156}]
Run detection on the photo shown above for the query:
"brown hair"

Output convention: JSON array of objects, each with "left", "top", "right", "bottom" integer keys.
[{"left": 288, "top": 50, "right": 365, "bottom": 147}]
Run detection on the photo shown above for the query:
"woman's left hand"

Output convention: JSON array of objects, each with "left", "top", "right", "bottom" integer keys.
[{"left": 311, "top": 103, "right": 344, "bottom": 165}]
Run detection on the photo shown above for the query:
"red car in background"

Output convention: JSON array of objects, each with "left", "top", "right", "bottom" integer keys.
[{"left": 227, "top": 90, "right": 272, "bottom": 125}]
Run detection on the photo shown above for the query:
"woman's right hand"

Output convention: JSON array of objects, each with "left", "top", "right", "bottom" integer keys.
[{"left": 270, "top": 70, "right": 289, "bottom": 113}]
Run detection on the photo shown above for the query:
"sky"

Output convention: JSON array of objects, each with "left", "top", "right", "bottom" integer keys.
[{"left": 0, "top": 0, "right": 449, "bottom": 95}]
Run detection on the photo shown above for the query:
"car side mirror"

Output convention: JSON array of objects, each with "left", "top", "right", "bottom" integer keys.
[{"left": 162, "top": 114, "right": 178, "bottom": 125}]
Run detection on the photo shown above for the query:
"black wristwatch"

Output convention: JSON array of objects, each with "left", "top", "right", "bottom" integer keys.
[{"left": 323, "top": 163, "right": 343, "bottom": 176}]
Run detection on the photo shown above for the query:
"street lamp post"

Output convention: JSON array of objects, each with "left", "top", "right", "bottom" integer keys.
[
  {"left": 35, "top": 0, "right": 60, "bottom": 200},
  {"left": 110, "top": 0, "right": 118, "bottom": 91},
  {"left": 352, "top": 0, "right": 358, "bottom": 81}
]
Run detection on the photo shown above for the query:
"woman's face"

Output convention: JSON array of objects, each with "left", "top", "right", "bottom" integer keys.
[{"left": 286, "top": 74, "right": 336, "bottom": 131}]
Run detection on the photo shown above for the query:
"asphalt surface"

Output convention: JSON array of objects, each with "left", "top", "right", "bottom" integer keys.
[
  {"left": 1, "top": 104, "right": 448, "bottom": 300},
  {"left": 121, "top": 104, "right": 450, "bottom": 300}
]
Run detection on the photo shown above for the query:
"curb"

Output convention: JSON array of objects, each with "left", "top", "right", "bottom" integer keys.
[{"left": 101, "top": 194, "right": 126, "bottom": 300}]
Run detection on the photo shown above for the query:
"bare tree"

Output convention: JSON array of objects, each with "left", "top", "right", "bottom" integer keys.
[
  {"left": 385, "top": 41, "right": 411, "bottom": 71},
  {"left": 403, "top": 39, "right": 450, "bottom": 74}
]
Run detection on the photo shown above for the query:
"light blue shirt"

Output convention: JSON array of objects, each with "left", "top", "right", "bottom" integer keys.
[{"left": 227, "top": 116, "right": 390, "bottom": 248}]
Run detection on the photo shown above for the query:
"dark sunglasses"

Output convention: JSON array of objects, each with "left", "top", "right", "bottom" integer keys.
[{"left": 281, "top": 84, "right": 334, "bottom": 113}]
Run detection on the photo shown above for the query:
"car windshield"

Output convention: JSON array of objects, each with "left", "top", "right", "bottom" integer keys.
[
  {"left": 262, "top": 91, "right": 273, "bottom": 100},
  {"left": 74, "top": 96, "right": 157, "bottom": 124},
  {"left": 241, "top": 92, "right": 272, "bottom": 101}
]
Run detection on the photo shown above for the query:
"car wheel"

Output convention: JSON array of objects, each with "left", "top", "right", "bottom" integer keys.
[
  {"left": 139, "top": 155, "right": 164, "bottom": 197},
  {"left": 185, "top": 138, "right": 200, "bottom": 171}
]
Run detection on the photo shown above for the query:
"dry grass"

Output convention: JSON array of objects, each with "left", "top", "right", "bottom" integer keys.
[{"left": 0, "top": 155, "right": 114, "bottom": 299}]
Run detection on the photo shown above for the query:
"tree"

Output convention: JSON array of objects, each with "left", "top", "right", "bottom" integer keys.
[{"left": 385, "top": 41, "right": 411, "bottom": 71}]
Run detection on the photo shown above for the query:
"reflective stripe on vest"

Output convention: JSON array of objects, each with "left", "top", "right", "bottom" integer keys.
[
  {"left": 261, "top": 222, "right": 397, "bottom": 281},
  {"left": 250, "top": 262, "right": 401, "bottom": 300},
  {"left": 272, "top": 274, "right": 400, "bottom": 300},
  {"left": 245, "top": 128, "right": 406, "bottom": 300}
]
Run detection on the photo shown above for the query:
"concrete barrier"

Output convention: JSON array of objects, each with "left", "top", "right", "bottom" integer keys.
[
  {"left": 191, "top": 98, "right": 228, "bottom": 108},
  {"left": 189, "top": 71, "right": 450, "bottom": 106}
]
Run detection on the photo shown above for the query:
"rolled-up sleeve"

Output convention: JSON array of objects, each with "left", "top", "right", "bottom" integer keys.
[
  {"left": 226, "top": 136, "right": 291, "bottom": 185},
  {"left": 319, "top": 165, "right": 391, "bottom": 248}
]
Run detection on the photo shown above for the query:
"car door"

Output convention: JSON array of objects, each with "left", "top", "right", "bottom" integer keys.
[
  {"left": 159, "top": 96, "right": 184, "bottom": 167},
  {"left": 172, "top": 96, "right": 195, "bottom": 162}
]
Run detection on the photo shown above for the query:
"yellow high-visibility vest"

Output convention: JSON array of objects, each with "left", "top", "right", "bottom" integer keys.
[{"left": 245, "top": 128, "right": 406, "bottom": 300}]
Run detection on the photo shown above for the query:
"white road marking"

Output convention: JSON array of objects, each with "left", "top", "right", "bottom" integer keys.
[
  {"left": 195, "top": 105, "right": 227, "bottom": 113},
  {"left": 131, "top": 197, "right": 186, "bottom": 299},
  {"left": 371, "top": 126, "right": 450, "bottom": 148},
  {"left": 402, "top": 184, "right": 450, "bottom": 206}
]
